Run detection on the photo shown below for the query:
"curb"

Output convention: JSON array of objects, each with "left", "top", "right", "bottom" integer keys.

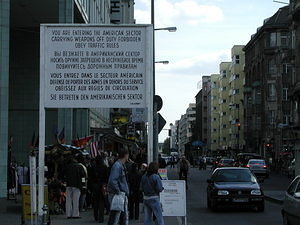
[{"left": 264, "top": 195, "right": 284, "bottom": 204}]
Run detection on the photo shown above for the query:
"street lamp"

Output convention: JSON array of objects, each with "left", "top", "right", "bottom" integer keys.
[
  {"left": 155, "top": 27, "right": 177, "bottom": 32},
  {"left": 155, "top": 60, "right": 169, "bottom": 64},
  {"left": 150, "top": 0, "right": 177, "bottom": 163}
]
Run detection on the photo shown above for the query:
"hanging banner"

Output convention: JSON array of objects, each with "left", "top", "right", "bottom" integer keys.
[{"left": 40, "top": 24, "right": 153, "bottom": 108}]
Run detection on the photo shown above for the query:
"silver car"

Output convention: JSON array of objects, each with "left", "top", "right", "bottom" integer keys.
[
  {"left": 246, "top": 159, "right": 269, "bottom": 178},
  {"left": 282, "top": 176, "right": 300, "bottom": 225}
]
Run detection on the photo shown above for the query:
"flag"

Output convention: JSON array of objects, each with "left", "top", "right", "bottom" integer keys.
[
  {"left": 90, "top": 141, "right": 100, "bottom": 158},
  {"left": 53, "top": 127, "right": 59, "bottom": 144},
  {"left": 58, "top": 128, "right": 65, "bottom": 144},
  {"left": 72, "top": 135, "right": 93, "bottom": 148}
]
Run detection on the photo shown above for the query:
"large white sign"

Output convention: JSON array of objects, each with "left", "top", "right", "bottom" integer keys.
[
  {"left": 40, "top": 25, "right": 153, "bottom": 108},
  {"left": 160, "top": 180, "right": 186, "bottom": 217}
]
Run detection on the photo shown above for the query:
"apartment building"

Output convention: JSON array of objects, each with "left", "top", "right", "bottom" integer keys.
[{"left": 228, "top": 46, "right": 245, "bottom": 152}]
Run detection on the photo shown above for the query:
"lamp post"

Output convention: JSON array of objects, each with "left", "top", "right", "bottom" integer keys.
[{"left": 151, "top": 0, "right": 176, "bottom": 163}]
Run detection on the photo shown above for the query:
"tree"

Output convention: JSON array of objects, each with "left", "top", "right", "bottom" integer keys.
[{"left": 162, "top": 137, "right": 170, "bottom": 154}]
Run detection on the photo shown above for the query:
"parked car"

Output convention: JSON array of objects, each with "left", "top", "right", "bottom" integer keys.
[
  {"left": 206, "top": 167, "right": 264, "bottom": 211},
  {"left": 246, "top": 159, "right": 269, "bottom": 178},
  {"left": 287, "top": 159, "right": 295, "bottom": 179},
  {"left": 217, "top": 159, "right": 235, "bottom": 168},
  {"left": 282, "top": 176, "right": 300, "bottom": 225}
]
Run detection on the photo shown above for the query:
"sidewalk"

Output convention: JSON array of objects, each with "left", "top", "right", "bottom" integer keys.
[
  {"left": 0, "top": 196, "right": 180, "bottom": 225},
  {"left": 261, "top": 171, "right": 291, "bottom": 204}
]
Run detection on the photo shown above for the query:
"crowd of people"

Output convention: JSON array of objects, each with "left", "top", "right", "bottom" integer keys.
[{"left": 46, "top": 147, "right": 181, "bottom": 225}]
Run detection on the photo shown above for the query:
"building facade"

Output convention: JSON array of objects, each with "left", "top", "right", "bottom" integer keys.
[
  {"left": 228, "top": 45, "right": 246, "bottom": 152},
  {"left": 244, "top": 6, "right": 291, "bottom": 160},
  {"left": 209, "top": 74, "right": 220, "bottom": 152},
  {"left": 178, "top": 103, "right": 196, "bottom": 155},
  {"left": 219, "top": 62, "right": 231, "bottom": 151}
]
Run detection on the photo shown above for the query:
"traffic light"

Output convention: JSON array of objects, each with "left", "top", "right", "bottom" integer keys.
[
  {"left": 237, "top": 122, "right": 241, "bottom": 130},
  {"left": 265, "top": 143, "right": 271, "bottom": 150}
]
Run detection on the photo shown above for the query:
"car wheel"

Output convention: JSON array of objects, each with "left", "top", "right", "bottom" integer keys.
[{"left": 282, "top": 211, "right": 290, "bottom": 225}]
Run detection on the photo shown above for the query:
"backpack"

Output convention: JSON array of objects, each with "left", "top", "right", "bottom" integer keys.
[{"left": 180, "top": 159, "right": 189, "bottom": 171}]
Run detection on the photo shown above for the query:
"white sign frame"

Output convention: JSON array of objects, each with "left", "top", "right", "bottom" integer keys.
[
  {"left": 38, "top": 24, "right": 153, "bottom": 216},
  {"left": 160, "top": 180, "right": 186, "bottom": 217}
]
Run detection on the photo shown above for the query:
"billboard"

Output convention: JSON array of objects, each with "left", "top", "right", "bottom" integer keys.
[{"left": 40, "top": 24, "right": 153, "bottom": 108}]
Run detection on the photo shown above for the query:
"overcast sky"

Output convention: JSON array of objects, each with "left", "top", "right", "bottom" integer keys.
[{"left": 134, "top": 0, "right": 287, "bottom": 142}]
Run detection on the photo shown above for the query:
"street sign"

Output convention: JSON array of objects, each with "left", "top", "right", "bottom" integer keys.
[
  {"left": 158, "top": 168, "right": 168, "bottom": 180},
  {"left": 158, "top": 113, "right": 166, "bottom": 134},
  {"left": 160, "top": 180, "right": 186, "bottom": 217},
  {"left": 42, "top": 25, "right": 152, "bottom": 108}
]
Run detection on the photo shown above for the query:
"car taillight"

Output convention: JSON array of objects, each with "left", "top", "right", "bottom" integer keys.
[
  {"left": 263, "top": 165, "right": 267, "bottom": 168},
  {"left": 246, "top": 165, "right": 250, "bottom": 168}
]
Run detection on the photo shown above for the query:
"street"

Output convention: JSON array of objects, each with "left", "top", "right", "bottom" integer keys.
[{"left": 168, "top": 167, "right": 283, "bottom": 225}]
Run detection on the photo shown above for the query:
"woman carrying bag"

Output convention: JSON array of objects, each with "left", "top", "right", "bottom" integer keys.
[{"left": 140, "top": 162, "right": 164, "bottom": 225}]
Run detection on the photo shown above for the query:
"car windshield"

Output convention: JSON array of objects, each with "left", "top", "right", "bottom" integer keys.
[
  {"left": 249, "top": 160, "right": 265, "bottom": 165},
  {"left": 213, "top": 169, "right": 256, "bottom": 183}
]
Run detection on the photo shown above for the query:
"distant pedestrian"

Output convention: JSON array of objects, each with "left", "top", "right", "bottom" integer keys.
[
  {"left": 107, "top": 148, "right": 130, "bottom": 225},
  {"left": 178, "top": 156, "right": 190, "bottom": 188},
  {"left": 128, "top": 163, "right": 142, "bottom": 220},
  {"left": 64, "top": 158, "right": 86, "bottom": 219},
  {"left": 158, "top": 154, "right": 167, "bottom": 168},
  {"left": 140, "top": 162, "right": 164, "bottom": 225},
  {"left": 90, "top": 155, "right": 109, "bottom": 223}
]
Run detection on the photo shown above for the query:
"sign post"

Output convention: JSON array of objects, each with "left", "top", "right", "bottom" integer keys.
[{"left": 39, "top": 24, "right": 153, "bottom": 222}]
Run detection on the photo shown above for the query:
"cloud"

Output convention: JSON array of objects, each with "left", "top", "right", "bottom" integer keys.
[
  {"left": 156, "top": 49, "right": 231, "bottom": 76},
  {"left": 135, "top": 0, "right": 224, "bottom": 27}
]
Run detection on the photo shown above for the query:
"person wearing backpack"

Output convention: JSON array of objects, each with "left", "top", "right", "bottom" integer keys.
[{"left": 178, "top": 156, "right": 190, "bottom": 188}]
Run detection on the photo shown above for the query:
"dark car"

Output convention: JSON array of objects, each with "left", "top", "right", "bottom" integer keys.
[
  {"left": 207, "top": 167, "right": 264, "bottom": 211},
  {"left": 217, "top": 159, "right": 235, "bottom": 168},
  {"left": 282, "top": 175, "right": 300, "bottom": 225}
]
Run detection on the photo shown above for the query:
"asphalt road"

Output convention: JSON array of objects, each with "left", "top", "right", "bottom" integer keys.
[{"left": 168, "top": 167, "right": 283, "bottom": 225}]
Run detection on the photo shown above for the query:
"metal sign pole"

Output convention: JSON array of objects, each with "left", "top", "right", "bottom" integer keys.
[
  {"left": 38, "top": 25, "right": 46, "bottom": 224},
  {"left": 147, "top": 25, "right": 154, "bottom": 164}
]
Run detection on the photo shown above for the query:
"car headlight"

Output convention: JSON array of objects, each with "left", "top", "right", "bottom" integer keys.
[
  {"left": 251, "top": 190, "right": 262, "bottom": 195},
  {"left": 217, "top": 190, "right": 229, "bottom": 195}
]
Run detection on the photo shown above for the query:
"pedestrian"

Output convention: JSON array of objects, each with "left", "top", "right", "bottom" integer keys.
[
  {"left": 107, "top": 148, "right": 130, "bottom": 225},
  {"left": 178, "top": 156, "right": 190, "bottom": 188},
  {"left": 170, "top": 155, "right": 176, "bottom": 168},
  {"left": 64, "top": 157, "right": 86, "bottom": 219},
  {"left": 158, "top": 154, "right": 167, "bottom": 168},
  {"left": 76, "top": 155, "right": 88, "bottom": 212},
  {"left": 140, "top": 162, "right": 164, "bottom": 225},
  {"left": 90, "top": 155, "right": 109, "bottom": 223},
  {"left": 128, "top": 162, "right": 142, "bottom": 220}
]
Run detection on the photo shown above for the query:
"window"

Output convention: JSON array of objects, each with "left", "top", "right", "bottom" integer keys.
[
  {"left": 280, "top": 32, "right": 288, "bottom": 47},
  {"left": 235, "top": 55, "right": 240, "bottom": 64},
  {"left": 283, "top": 113, "right": 291, "bottom": 125},
  {"left": 233, "top": 89, "right": 240, "bottom": 95},
  {"left": 269, "top": 59, "right": 277, "bottom": 74},
  {"left": 213, "top": 128, "right": 217, "bottom": 132},
  {"left": 268, "top": 110, "right": 276, "bottom": 124},
  {"left": 213, "top": 140, "right": 217, "bottom": 143},
  {"left": 287, "top": 177, "right": 300, "bottom": 196},
  {"left": 213, "top": 118, "right": 217, "bottom": 121},
  {"left": 236, "top": 104, "right": 240, "bottom": 108},
  {"left": 213, "top": 106, "right": 217, "bottom": 110},
  {"left": 222, "top": 124, "right": 227, "bottom": 128},
  {"left": 268, "top": 83, "right": 276, "bottom": 100},
  {"left": 222, "top": 70, "right": 226, "bottom": 78},
  {"left": 221, "top": 112, "right": 227, "bottom": 116},
  {"left": 283, "top": 88, "right": 288, "bottom": 101},
  {"left": 222, "top": 137, "right": 226, "bottom": 141},
  {"left": 235, "top": 74, "right": 240, "bottom": 79},
  {"left": 270, "top": 32, "right": 277, "bottom": 47}
]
